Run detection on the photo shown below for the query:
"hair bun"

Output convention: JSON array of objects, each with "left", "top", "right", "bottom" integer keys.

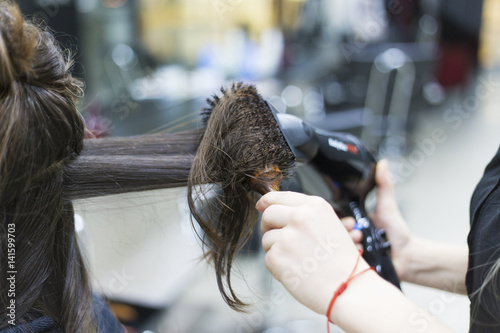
[
  {"left": 0, "top": 2, "right": 84, "bottom": 203},
  {"left": 0, "top": 3, "right": 35, "bottom": 89}
]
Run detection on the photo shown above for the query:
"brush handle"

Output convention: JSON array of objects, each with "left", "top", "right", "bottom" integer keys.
[{"left": 250, "top": 165, "right": 283, "bottom": 195}]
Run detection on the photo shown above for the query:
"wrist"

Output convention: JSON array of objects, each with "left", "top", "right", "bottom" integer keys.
[
  {"left": 325, "top": 254, "right": 372, "bottom": 320},
  {"left": 395, "top": 235, "right": 423, "bottom": 283},
  {"left": 392, "top": 237, "right": 468, "bottom": 293},
  {"left": 329, "top": 269, "right": 381, "bottom": 325},
  {"left": 328, "top": 270, "right": 454, "bottom": 333}
]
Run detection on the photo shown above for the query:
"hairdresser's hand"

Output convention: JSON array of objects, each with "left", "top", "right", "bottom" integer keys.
[
  {"left": 256, "top": 192, "right": 370, "bottom": 315},
  {"left": 368, "top": 159, "right": 413, "bottom": 281},
  {"left": 341, "top": 160, "right": 411, "bottom": 279}
]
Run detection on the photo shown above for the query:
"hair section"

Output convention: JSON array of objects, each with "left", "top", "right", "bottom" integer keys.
[{"left": 187, "top": 82, "right": 295, "bottom": 311}]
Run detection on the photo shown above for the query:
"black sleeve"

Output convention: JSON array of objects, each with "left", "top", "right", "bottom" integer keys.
[{"left": 467, "top": 148, "right": 500, "bottom": 332}]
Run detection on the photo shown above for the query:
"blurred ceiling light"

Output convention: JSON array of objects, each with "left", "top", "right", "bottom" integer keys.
[
  {"left": 268, "top": 95, "right": 287, "bottom": 113},
  {"left": 423, "top": 81, "right": 445, "bottom": 105},
  {"left": 281, "top": 85, "right": 302, "bottom": 108},
  {"left": 101, "top": 0, "right": 127, "bottom": 8},
  {"left": 111, "top": 44, "right": 138, "bottom": 70},
  {"left": 303, "top": 87, "right": 325, "bottom": 117},
  {"left": 323, "top": 81, "right": 345, "bottom": 105},
  {"left": 374, "top": 48, "right": 407, "bottom": 73},
  {"left": 419, "top": 14, "right": 439, "bottom": 36}
]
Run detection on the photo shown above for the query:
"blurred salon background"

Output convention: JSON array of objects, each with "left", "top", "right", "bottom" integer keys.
[{"left": 16, "top": 0, "right": 500, "bottom": 332}]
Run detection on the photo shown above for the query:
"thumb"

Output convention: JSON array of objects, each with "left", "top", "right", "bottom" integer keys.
[{"left": 375, "top": 159, "right": 399, "bottom": 212}]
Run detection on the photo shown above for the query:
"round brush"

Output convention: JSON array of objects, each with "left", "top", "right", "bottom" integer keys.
[{"left": 187, "top": 82, "right": 295, "bottom": 311}]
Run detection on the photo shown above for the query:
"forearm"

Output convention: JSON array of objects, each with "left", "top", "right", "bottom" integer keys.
[
  {"left": 332, "top": 271, "right": 454, "bottom": 333},
  {"left": 400, "top": 237, "right": 468, "bottom": 294}
]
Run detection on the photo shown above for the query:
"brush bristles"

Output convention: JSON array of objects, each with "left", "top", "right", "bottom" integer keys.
[
  {"left": 188, "top": 82, "right": 296, "bottom": 311},
  {"left": 200, "top": 82, "right": 295, "bottom": 182}
]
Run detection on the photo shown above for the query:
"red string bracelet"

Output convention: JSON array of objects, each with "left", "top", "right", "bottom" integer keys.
[{"left": 326, "top": 249, "right": 374, "bottom": 333}]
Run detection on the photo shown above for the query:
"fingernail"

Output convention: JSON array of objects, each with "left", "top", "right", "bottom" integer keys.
[{"left": 255, "top": 199, "right": 261, "bottom": 208}]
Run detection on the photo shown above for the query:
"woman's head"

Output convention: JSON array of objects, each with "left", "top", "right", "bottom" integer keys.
[
  {"left": 0, "top": 1, "right": 84, "bottom": 201},
  {"left": 0, "top": 2, "right": 92, "bottom": 331}
]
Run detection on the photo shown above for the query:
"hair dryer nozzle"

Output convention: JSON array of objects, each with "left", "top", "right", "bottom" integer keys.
[{"left": 266, "top": 101, "right": 319, "bottom": 162}]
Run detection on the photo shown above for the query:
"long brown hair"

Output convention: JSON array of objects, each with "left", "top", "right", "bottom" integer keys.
[
  {"left": 0, "top": 3, "right": 198, "bottom": 331},
  {"left": 0, "top": 2, "right": 92, "bottom": 331}
]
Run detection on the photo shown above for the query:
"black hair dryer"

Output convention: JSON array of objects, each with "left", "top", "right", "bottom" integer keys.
[
  {"left": 268, "top": 103, "right": 401, "bottom": 288},
  {"left": 310, "top": 129, "right": 401, "bottom": 289}
]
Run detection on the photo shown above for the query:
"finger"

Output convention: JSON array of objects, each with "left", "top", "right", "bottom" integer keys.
[
  {"left": 376, "top": 159, "right": 395, "bottom": 193},
  {"left": 341, "top": 217, "right": 356, "bottom": 231},
  {"left": 261, "top": 229, "right": 280, "bottom": 253},
  {"left": 355, "top": 243, "right": 364, "bottom": 251},
  {"left": 350, "top": 229, "right": 363, "bottom": 244},
  {"left": 375, "top": 160, "right": 400, "bottom": 212},
  {"left": 256, "top": 191, "right": 310, "bottom": 212},
  {"left": 368, "top": 212, "right": 383, "bottom": 229},
  {"left": 260, "top": 204, "right": 294, "bottom": 234}
]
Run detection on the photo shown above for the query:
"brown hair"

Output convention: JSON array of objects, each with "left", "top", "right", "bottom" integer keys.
[
  {"left": 0, "top": 2, "right": 91, "bottom": 331},
  {"left": 187, "top": 82, "right": 295, "bottom": 311},
  {"left": 64, "top": 129, "right": 200, "bottom": 200},
  {"left": 0, "top": 2, "right": 198, "bottom": 331}
]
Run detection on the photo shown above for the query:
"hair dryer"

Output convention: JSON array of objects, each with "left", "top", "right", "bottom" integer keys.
[{"left": 268, "top": 102, "right": 401, "bottom": 289}]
